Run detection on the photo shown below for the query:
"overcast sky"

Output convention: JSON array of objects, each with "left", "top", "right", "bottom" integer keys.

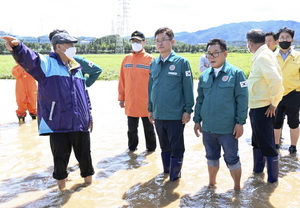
[{"left": 1, "top": 0, "right": 299, "bottom": 38}]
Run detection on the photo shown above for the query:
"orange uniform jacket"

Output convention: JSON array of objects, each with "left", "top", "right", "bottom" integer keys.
[
  {"left": 118, "top": 50, "right": 155, "bottom": 117},
  {"left": 12, "top": 64, "right": 37, "bottom": 114}
]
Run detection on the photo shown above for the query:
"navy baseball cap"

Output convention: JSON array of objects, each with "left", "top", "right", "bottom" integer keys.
[{"left": 130, "top": 31, "right": 145, "bottom": 41}]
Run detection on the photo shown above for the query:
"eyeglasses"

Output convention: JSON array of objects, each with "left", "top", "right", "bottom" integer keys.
[
  {"left": 155, "top": 39, "right": 171, "bottom": 44},
  {"left": 278, "top": 38, "right": 292, "bottom": 42},
  {"left": 205, "top": 51, "right": 225, "bottom": 58},
  {"left": 130, "top": 39, "right": 143, "bottom": 43}
]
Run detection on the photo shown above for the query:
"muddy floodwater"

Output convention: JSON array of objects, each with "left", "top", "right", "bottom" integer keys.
[{"left": 0, "top": 79, "right": 299, "bottom": 208}]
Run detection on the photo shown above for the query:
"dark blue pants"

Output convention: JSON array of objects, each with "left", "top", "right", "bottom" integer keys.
[
  {"left": 50, "top": 132, "right": 94, "bottom": 180},
  {"left": 154, "top": 120, "right": 185, "bottom": 158},
  {"left": 249, "top": 106, "right": 278, "bottom": 157},
  {"left": 127, "top": 116, "right": 156, "bottom": 151}
]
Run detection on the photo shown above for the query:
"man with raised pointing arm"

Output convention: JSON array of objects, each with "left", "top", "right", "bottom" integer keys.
[{"left": 2, "top": 34, "right": 95, "bottom": 190}]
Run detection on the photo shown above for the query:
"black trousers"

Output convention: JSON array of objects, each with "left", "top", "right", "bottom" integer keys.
[
  {"left": 154, "top": 119, "right": 185, "bottom": 158},
  {"left": 274, "top": 91, "right": 300, "bottom": 129},
  {"left": 249, "top": 106, "right": 278, "bottom": 157},
  {"left": 50, "top": 132, "right": 94, "bottom": 180},
  {"left": 127, "top": 116, "right": 156, "bottom": 151}
]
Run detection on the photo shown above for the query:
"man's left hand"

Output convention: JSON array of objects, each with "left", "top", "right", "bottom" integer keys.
[
  {"left": 182, "top": 112, "right": 191, "bottom": 124},
  {"left": 233, "top": 124, "right": 243, "bottom": 139},
  {"left": 265, "top": 104, "right": 276, "bottom": 117}
]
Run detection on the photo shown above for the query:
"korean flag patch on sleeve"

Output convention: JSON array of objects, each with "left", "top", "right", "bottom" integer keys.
[
  {"left": 185, "top": 71, "right": 191, "bottom": 77},
  {"left": 240, "top": 81, "right": 247, "bottom": 88},
  {"left": 88, "top": 62, "right": 94, "bottom": 67}
]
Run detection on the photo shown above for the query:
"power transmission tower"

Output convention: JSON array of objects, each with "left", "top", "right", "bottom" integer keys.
[
  {"left": 111, "top": 19, "right": 115, "bottom": 35},
  {"left": 115, "top": 0, "right": 130, "bottom": 54}
]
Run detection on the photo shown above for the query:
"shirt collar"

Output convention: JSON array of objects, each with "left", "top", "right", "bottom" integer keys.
[
  {"left": 159, "top": 51, "right": 175, "bottom": 62},
  {"left": 210, "top": 62, "right": 226, "bottom": 75},
  {"left": 132, "top": 48, "right": 145, "bottom": 55},
  {"left": 161, "top": 54, "right": 170, "bottom": 62},
  {"left": 279, "top": 48, "right": 291, "bottom": 58}
]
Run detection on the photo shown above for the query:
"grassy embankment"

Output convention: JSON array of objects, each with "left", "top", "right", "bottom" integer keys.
[{"left": 0, "top": 53, "right": 252, "bottom": 80}]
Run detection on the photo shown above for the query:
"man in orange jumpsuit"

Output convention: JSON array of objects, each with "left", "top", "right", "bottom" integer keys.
[
  {"left": 118, "top": 30, "right": 157, "bottom": 152},
  {"left": 12, "top": 64, "right": 37, "bottom": 122}
]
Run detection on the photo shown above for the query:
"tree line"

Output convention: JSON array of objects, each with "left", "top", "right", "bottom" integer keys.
[{"left": 3, "top": 34, "right": 298, "bottom": 55}]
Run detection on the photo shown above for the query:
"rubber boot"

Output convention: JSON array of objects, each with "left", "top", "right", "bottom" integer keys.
[
  {"left": 169, "top": 157, "right": 183, "bottom": 181},
  {"left": 253, "top": 148, "right": 266, "bottom": 173},
  {"left": 161, "top": 152, "right": 171, "bottom": 173},
  {"left": 30, "top": 113, "right": 37, "bottom": 120},
  {"left": 17, "top": 112, "right": 26, "bottom": 123},
  {"left": 266, "top": 156, "right": 279, "bottom": 183}
]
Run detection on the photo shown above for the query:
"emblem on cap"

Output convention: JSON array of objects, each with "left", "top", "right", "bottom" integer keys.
[{"left": 169, "top": 65, "right": 175, "bottom": 71}]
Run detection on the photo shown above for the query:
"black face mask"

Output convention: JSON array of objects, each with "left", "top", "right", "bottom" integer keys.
[{"left": 279, "top": 41, "right": 291, "bottom": 50}]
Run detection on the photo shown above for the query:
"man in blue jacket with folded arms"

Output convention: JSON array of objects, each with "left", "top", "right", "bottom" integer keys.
[
  {"left": 2, "top": 33, "right": 94, "bottom": 190},
  {"left": 193, "top": 38, "right": 248, "bottom": 190}
]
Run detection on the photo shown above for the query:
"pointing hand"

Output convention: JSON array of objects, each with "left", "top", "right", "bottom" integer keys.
[{"left": 1, "top": 36, "right": 20, "bottom": 51}]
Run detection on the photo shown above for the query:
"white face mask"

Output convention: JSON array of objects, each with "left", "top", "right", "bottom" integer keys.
[
  {"left": 62, "top": 45, "right": 76, "bottom": 59},
  {"left": 132, "top": 42, "right": 143, "bottom": 52}
]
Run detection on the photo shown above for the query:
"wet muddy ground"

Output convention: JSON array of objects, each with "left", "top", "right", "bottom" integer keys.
[{"left": 0, "top": 80, "right": 299, "bottom": 208}]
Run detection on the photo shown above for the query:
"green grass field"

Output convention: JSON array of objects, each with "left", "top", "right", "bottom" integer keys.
[{"left": 0, "top": 53, "right": 252, "bottom": 80}]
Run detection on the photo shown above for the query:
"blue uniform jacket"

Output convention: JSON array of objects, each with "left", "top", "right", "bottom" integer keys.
[
  {"left": 193, "top": 61, "right": 248, "bottom": 134},
  {"left": 148, "top": 51, "right": 194, "bottom": 120},
  {"left": 74, "top": 55, "right": 102, "bottom": 87},
  {"left": 11, "top": 42, "right": 92, "bottom": 135}
]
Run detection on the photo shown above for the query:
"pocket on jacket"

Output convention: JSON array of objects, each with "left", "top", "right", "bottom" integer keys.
[
  {"left": 218, "top": 81, "right": 234, "bottom": 88},
  {"left": 166, "top": 71, "right": 181, "bottom": 77}
]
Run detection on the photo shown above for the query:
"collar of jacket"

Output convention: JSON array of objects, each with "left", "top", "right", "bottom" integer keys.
[
  {"left": 252, "top": 44, "right": 269, "bottom": 62},
  {"left": 275, "top": 47, "right": 297, "bottom": 58},
  {"left": 158, "top": 50, "right": 176, "bottom": 63},
  {"left": 49, "top": 52, "right": 81, "bottom": 71},
  {"left": 209, "top": 61, "right": 229, "bottom": 76},
  {"left": 131, "top": 48, "right": 146, "bottom": 55},
  {"left": 49, "top": 51, "right": 64, "bottom": 65}
]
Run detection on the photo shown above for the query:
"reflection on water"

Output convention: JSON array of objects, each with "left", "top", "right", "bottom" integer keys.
[
  {"left": 122, "top": 174, "right": 180, "bottom": 208},
  {"left": 1, "top": 80, "right": 300, "bottom": 208},
  {"left": 180, "top": 174, "right": 277, "bottom": 208},
  {"left": 96, "top": 151, "right": 151, "bottom": 179}
]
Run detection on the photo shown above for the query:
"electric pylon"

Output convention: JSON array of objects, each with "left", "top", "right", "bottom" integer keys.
[{"left": 115, "top": 0, "right": 130, "bottom": 54}]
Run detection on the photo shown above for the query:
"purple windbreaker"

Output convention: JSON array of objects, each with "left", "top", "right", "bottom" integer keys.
[{"left": 11, "top": 42, "right": 92, "bottom": 135}]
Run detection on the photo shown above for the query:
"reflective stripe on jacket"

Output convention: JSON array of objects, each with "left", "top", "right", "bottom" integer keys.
[{"left": 118, "top": 50, "right": 154, "bottom": 117}]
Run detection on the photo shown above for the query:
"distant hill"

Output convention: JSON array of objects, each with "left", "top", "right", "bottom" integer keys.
[
  {"left": 174, "top": 20, "right": 300, "bottom": 45},
  {"left": 2, "top": 20, "right": 300, "bottom": 45}
]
